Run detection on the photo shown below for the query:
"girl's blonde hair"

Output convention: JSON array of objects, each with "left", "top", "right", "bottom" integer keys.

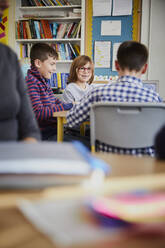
[{"left": 68, "top": 55, "right": 94, "bottom": 84}]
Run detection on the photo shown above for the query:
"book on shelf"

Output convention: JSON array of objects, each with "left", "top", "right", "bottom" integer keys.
[
  {"left": 41, "top": 0, "right": 53, "bottom": 6},
  {"left": 54, "top": 0, "right": 63, "bottom": 5},
  {"left": 67, "top": 11, "right": 81, "bottom": 17},
  {"left": 50, "top": 22, "right": 58, "bottom": 38},
  {"left": 73, "top": 44, "right": 80, "bottom": 56},
  {"left": 55, "top": 43, "right": 62, "bottom": 60},
  {"left": 64, "top": 23, "right": 73, "bottom": 38},
  {"left": 76, "top": 21, "right": 81, "bottom": 38},
  {"left": 48, "top": 72, "right": 69, "bottom": 89},
  {"left": 68, "top": 42, "right": 77, "bottom": 58},
  {"left": 59, "top": 43, "right": 66, "bottom": 60},
  {"left": 33, "top": 0, "right": 42, "bottom": 6},
  {"left": 16, "top": 21, "right": 21, "bottom": 39},
  {"left": 25, "top": 21, "right": 32, "bottom": 39},
  {"left": 69, "top": 23, "right": 77, "bottom": 38},
  {"left": 57, "top": 72, "right": 62, "bottom": 88},
  {"left": 61, "top": 0, "right": 71, "bottom": 5},
  {"left": 64, "top": 43, "right": 70, "bottom": 60},
  {"left": 34, "top": 20, "right": 41, "bottom": 39},
  {"left": 21, "top": 0, "right": 80, "bottom": 7},
  {"left": 73, "top": 7, "right": 81, "bottom": 13},
  {"left": 61, "top": 72, "right": 69, "bottom": 89},
  {"left": 28, "top": 19, "right": 37, "bottom": 39},
  {"left": 40, "top": 19, "right": 53, "bottom": 39},
  {"left": 48, "top": 72, "right": 58, "bottom": 88},
  {"left": 56, "top": 23, "right": 68, "bottom": 39},
  {"left": 22, "top": 21, "right": 28, "bottom": 39}
]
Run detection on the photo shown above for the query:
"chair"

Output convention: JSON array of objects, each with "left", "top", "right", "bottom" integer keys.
[{"left": 90, "top": 102, "right": 165, "bottom": 153}]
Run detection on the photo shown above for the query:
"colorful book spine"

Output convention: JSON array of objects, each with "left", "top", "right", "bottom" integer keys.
[
  {"left": 61, "top": 73, "right": 69, "bottom": 89},
  {"left": 68, "top": 42, "right": 77, "bottom": 58},
  {"left": 57, "top": 72, "right": 62, "bottom": 88},
  {"left": 34, "top": 21, "right": 41, "bottom": 39},
  {"left": 40, "top": 20, "right": 52, "bottom": 39},
  {"left": 60, "top": 43, "right": 66, "bottom": 60},
  {"left": 25, "top": 21, "right": 32, "bottom": 39}
]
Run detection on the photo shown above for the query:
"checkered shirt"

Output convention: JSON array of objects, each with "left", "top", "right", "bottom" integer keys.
[{"left": 67, "top": 76, "right": 162, "bottom": 156}]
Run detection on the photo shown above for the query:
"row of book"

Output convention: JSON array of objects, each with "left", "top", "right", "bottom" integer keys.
[
  {"left": 48, "top": 72, "right": 69, "bottom": 89},
  {"left": 52, "top": 43, "right": 80, "bottom": 60},
  {"left": 21, "top": 0, "right": 79, "bottom": 6},
  {"left": 16, "top": 20, "right": 81, "bottom": 40},
  {"left": 19, "top": 42, "right": 80, "bottom": 60}
]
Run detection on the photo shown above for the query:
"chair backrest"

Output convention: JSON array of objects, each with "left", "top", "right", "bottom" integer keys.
[{"left": 90, "top": 102, "right": 165, "bottom": 150}]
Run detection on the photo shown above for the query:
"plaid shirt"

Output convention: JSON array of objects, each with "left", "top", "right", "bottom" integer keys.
[{"left": 67, "top": 76, "right": 162, "bottom": 156}]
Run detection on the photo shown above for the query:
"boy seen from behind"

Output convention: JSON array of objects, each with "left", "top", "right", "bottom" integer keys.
[
  {"left": 66, "top": 41, "right": 162, "bottom": 156},
  {"left": 26, "top": 43, "right": 73, "bottom": 140}
]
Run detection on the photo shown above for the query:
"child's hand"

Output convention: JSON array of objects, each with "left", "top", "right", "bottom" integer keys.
[
  {"left": 73, "top": 101, "right": 80, "bottom": 105},
  {"left": 63, "top": 103, "right": 73, "bottom": 110}
]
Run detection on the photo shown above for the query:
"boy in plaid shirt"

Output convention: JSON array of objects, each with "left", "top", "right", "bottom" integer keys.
[{"left": 66, "top": 41, "right": 162, "bottom": 156}]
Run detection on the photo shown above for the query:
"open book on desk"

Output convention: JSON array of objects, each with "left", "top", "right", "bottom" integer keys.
[{"left": 0, "top": 141, "right": 109, "bottom": 189}]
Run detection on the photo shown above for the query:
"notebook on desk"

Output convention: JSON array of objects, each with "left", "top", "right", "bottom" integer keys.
[{"left": 0, "top": 141, "right": 109, "bottom": 189}]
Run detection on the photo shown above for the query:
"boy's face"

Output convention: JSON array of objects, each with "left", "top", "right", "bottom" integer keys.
[{"left": 37, "top": 56, "right": 56, "bottom": 79}]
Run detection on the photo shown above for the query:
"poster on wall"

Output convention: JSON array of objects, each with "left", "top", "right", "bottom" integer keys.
[
  {"left": 93, "top": 0, "right": 112, "bottom": 17},
  {"left": 101, "top": 20, "right": 121, "bottom": 36},
  {"left": 0, "top": 8, "right": 9, "bottom": 45},
  {"left": 94, "top": 41, "right": 111, "bottom": 68}
]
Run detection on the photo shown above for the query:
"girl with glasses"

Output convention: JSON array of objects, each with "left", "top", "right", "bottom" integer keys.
[{"left": 62, "top": 55, "right": 94, "bottom": 104}]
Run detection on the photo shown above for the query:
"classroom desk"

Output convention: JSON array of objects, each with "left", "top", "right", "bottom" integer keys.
[
  {"left": 53, "top": 111, "right": 67, "bottom": 142},
  {"left": 1, "top": 154, "right": 165, "bottom": 248},
  {"left": 53, "top": 111, "right": 90, "bottom": 142}
]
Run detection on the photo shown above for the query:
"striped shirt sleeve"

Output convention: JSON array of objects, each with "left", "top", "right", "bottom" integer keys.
[{"left": 26, "top": 76, "right": 70, "bottom": 121}]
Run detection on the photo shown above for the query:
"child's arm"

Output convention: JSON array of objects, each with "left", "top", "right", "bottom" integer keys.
[
  {"left": 62, "top": 87, "right": 75, "bottom": 103},
  {"left": 26, "top": 78, "right": 72, "bottom": 121}
]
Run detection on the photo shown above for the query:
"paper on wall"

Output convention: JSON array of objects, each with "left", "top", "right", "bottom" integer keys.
[
  {"left": 94, "top": 41, "right": 111, "bottom": 68},
  {"left": 112, "top": 0, "right": 133, "bottom": 16},
  {"left": 93, "top": 0, "right": 112, "bottom": 17},
  {"left": 101, "top": 20, "right": 121, "bottom": 36}
]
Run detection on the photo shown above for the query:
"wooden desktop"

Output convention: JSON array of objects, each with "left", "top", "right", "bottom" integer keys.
[{"left": 1, "top": 153, "right": 165, "bottom": 248}]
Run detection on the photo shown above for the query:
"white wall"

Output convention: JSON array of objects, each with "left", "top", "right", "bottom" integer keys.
[{"left": 141, "top": 0, "right": 165, "bottom": 99}]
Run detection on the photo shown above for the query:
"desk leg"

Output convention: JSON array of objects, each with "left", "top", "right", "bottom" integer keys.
[
  {"left": 91, "top": 145, "right": 95, "bottom": 153},
  {"left": 80, "top": 123, "right": 85, "bottom": 136},
  {"left": 57, "top": 117, "right": 64, "bottom": 142}
]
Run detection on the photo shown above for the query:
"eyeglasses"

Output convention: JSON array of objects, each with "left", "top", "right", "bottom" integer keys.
[{"left": 78, "top": 67, "right": 92, "bottom": 73}]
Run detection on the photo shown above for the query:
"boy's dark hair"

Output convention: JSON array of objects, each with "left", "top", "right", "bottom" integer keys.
[
  {"left": 117, "top": 41, "right": 148, "bottom": 72},
  {"left": 30, "top": 43, "right": 58, "bottom": 66}
]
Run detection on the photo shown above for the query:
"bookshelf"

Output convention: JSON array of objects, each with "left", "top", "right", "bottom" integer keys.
[{"left": 14, "top": 0, "right": 85, "bottom": 76}]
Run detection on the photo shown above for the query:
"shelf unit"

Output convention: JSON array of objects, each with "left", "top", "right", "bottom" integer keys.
[{"left": 14, "top": 0, "right": 85, "bottom": 73}]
